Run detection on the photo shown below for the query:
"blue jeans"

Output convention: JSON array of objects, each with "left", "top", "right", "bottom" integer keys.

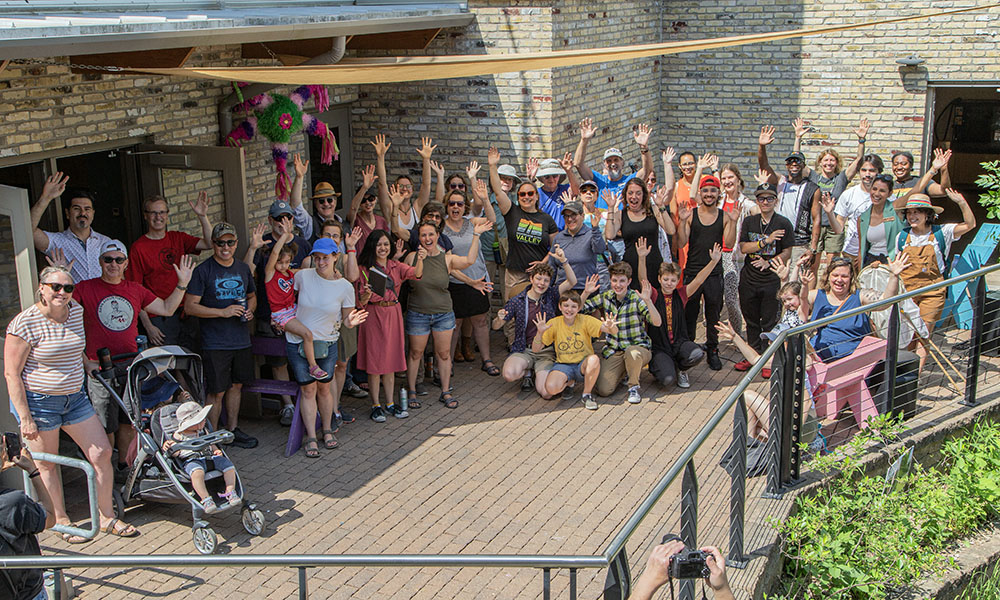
[
  {"left": 15, "top": 388, "right": 94, "bottom": 432},
  {"left": 550, "top": 361, "right": 586, "bottom": 383},
  {"left": 404, "top": 310, "right": 456, "bottom": 336},
  {"left": 182, "top": 455, "right": 236, "bottom": 476},
  {"left": 285, "top": 341, "right": 338, "bottom": 385}
]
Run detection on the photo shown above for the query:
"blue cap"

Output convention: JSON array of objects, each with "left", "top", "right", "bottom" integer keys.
[
  {"left": 311, "top": 237, "right": 340, "bottom": 255},
  {"left": 269, "top": 199, "right": 293, "bottom": 218}
]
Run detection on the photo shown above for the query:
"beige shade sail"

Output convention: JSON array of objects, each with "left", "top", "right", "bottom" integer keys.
[{"left": 140, "top": 3, "right": 997, "bottom": 85}]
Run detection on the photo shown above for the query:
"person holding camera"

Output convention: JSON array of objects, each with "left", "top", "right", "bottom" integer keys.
[
  {"left": 0, "top": 443, "right": 57, "bottom": 600},
  {"left": 629, "top": 540, "right": 735, "bottom": 600}
]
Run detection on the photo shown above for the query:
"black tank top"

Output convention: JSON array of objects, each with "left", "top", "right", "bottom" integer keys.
[{"left": 684, "top": 207, "right": 724, "bottom": 280}]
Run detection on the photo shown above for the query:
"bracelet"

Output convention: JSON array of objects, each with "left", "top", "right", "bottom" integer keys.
[
  {"left": 858, "top": 138, "right": 867, "bottom": 144},
  {"left": 346, "top": 249, "right": 357, "bottom": 253},
  {"left": 28, "top": 470, "right": 40, "bottom": 479},
  {"left": 176, "top": 284, "right": 187, "bottom": 291}
]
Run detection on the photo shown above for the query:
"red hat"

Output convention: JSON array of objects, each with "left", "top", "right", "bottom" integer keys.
[{"left": 699, "top": 175, "right": 721, "bottom": 189}]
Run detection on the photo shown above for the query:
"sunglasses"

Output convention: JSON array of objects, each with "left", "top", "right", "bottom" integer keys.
[
  {"left": 873, "top": 174, "right": 894, "bottom": 184},
  {"left": 518, "top": 191, "right": 537, "bottom": 198},
  {"left": 272, "top": 214, "right": 293, "bottom": 221},
  {"left": 449, "top": 183, "right": 467, "bottom": 190},
  {"left": 448, "top": 201, "right": 465, "bottom": 207},
  {"left": 101, "top": 256, "right": 126, "bottom": 264},
  {"left": 829, "top": 257, "right": 854, "bottom": 268},
  {"left": 41, "top": 282, "right": 75, "bottom": 293},
  {"left": 315, "top": 197, "right": 337, "bottom": 205},
  {"left": 214, "top": 239, "right": 238, "bottom": 247},
  {"left": 362, "top": 196, "right": 377, "bottom": 203}
]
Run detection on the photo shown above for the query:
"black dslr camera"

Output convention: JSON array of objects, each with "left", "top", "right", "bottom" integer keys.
[{"left": 662, "top": 535, "right": 710, "bottom": 579}]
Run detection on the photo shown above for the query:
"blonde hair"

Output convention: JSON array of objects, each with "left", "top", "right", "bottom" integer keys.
[
  {"left": 35, "top": 265, "right": 73, "bottom": 302},
  {"left": 814, "top": 149, "right": 843, "bottom": 174}
]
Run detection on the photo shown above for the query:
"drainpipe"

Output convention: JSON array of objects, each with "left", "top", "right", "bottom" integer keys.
[{"left": 218, "top": 36, "right": 347, "bottom": 142}]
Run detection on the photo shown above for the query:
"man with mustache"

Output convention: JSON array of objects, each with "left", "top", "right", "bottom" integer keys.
[
  {"left": 573, "top": 118, "right": 654, "bottom": 209},
  {"left": 30, "top": 173, "right": 111, "bottom": 283}
]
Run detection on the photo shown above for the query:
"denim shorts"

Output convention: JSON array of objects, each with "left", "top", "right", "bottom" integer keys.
[
  {"left": 285, "top": 341, "right": 338, "bottom": 385},
  {"left": 182, "top": 455, "right": 236, "bottom": 476},
  {"left": 404, "top": 310, "right": 456, "bottom": 336},
  {"left": 16, "top": 388, "right": 95, "bottom": 432},
  {"left": 550, "top": 361, "right": 585, "bottom": 383}
]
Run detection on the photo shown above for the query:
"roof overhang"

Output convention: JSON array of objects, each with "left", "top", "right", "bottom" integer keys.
[{"left": 0, "top": 4, "right": 472, "bottom": 60}]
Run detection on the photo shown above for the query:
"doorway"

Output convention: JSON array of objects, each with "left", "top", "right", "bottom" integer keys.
[{"left": 306, "top": 105, "right": 353, "bottom": 219}]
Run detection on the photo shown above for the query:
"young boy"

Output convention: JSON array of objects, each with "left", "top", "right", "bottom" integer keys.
[
  {"left": 265, "top": 231, "right": 326, "bottom": 379},
  {"left": 580, "top": 261, "right": 661, "bottom": 404},
  {"left": 163, "top": 401, "right": 240, "bottom": 515},
  {"left": 532, "top": 290, "right": 618, "bottom": 410}
]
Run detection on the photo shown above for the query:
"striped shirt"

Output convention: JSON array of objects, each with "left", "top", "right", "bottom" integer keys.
[
  {"left": 6, "top": 302, "right": 86, "bottom": 394},
  {"left": 44, "top": 229, "right": 112, "bottom": 283}
]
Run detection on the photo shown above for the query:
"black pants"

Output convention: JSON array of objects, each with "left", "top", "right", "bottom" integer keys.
[
  {"left": 649, "top": 342, "right": 704, "bottom": 387},
  {"left": 683, "top": 272, "right": 723, "bottom": 350},
  {"left": 739, "top": 275, "right": 781, "bottom": 354}
]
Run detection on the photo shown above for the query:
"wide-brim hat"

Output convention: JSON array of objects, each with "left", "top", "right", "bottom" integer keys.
[
  {"left": 312, "top": 181, "right": 341, "bottom": 199},
  {"left": 175, "top": 401, "right": 212, "bottom": 431},
  {"left": 497, "top": 164, "right": 521, "bottom": 183},
  {"left": 536, "top": 158, "right": 564, "bottom": 179},
  {"left": 902, "top": 193, "right": 943, "bottom": 214}
]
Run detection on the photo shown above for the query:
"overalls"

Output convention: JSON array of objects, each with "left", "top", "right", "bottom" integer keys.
[{"left": 899, "top": 232, "right": 946, "bottom": 328}]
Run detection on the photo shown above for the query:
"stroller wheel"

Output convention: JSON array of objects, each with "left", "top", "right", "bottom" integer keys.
[
  {"left": 193, "top": 526, "right": 218, "bottom": 554},
  {"left": 241, "top": 507, "right": 265, "bottom": 536},
  {"left": 111, "top": 488, "right": 126, "bottom": 520}
]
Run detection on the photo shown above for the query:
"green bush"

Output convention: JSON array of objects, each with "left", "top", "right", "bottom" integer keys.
[
  {"left": 975, "top": 160, "right": 1000, "bottom": 220},
  {"left": 768, "top": 417, "right": 1000, "bottom": 600}
]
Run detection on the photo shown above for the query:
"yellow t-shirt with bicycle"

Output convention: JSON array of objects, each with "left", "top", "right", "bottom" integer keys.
[{"left": 541, "top": 315, "right": 603, "bottom": 365}]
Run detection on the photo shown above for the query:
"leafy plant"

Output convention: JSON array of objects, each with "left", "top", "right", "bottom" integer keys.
[
  {"left": 974, "top": 160, "right": 1000, "bottom": 219},
  {"left": 957, "top": 562, "right": 1000, "bottom": 600}
]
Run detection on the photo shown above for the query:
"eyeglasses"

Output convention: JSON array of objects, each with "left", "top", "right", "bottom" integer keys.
[
  {"left": 449, "top": 183, "right": 467, "bottom": 190},
  {"left": 101, "top": 256, "right": 126, "bottom": 264},
  {"left": 518, "top": 191, "right": 537, "bottom": 198},
  {"left": 425, "top": 213, "right": 442, "bottom": 220},
  {"left": 214, "top": 239, "right": 238, "bottom": 247},
  {"left": 448, "top": 201, "right": 465, "bottom": 207},
  {"left": 756, "top": 196, "right": 777, "bottom": 203},
  {"left": 315, "top": 197, "right": 336, "bottom": 205},
  {"left": 41, "top": 282, "right": 75, "bottom": 293},
  {"left": 398, "top": 185, "right": 414, "bottom": 191},
  {"left": 144, "top": 210, "right": 169, "bottom": 217}
]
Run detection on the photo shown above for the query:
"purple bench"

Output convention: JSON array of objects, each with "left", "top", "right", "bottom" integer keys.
[{"left": 245, "top": 336, "right": 316, "bottom": 457}]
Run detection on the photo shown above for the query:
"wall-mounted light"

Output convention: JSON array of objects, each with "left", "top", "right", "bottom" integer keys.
[{"left": 895, "top": 55, "right": 926, "bottom": 67}]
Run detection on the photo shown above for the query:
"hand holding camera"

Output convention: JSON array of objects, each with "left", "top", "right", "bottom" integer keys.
[{"left": 629, "top": 536, "right": 734, "bottom": 600}]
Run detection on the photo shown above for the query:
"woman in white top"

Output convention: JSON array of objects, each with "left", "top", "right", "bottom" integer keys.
[
  {"left": 4, "top": 265, "right": 138, "bottom": 540},
  {"left": 372, "top": 134, "right": 434, "bottom": 237}
]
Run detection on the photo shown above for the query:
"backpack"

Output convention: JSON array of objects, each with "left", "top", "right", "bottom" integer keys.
[{"left": 896, "top": 224, "right": 949, "bottom": 275}]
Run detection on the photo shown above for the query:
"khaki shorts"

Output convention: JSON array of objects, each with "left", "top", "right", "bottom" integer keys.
[
  {"left": 819, "top": 225, "right": 845, "bottom": 254},
  {"left": 508, "top": 346, "right": 557, "bottom": 373}
]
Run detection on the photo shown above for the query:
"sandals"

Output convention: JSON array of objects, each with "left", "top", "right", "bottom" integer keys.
[
  {"left": 102, "top": 518, "right": 139, "bottom": 538},
  {"left": 481, "top": 360, "right": 500, "bottom": 377},
  {"left": 407, "top": 390, "right": 422, "bottom": 409},
  {"left": 308, "top": 365, "right": 329, "bottom": 379},
  {"left": 321, "top": 429, "right": 338, "bottom": 449},
  {"left": 439, "top": 392, "right": 458, "bottom": 409},
  {"left": 60, "top": 531, "right": 90, "bottom": 544},
  {"left": 302, "top": 437, "right": 320, "bottom": 458}
]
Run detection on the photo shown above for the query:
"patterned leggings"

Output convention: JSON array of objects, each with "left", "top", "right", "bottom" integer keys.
[{"left": 722, "top": 251, "right": 743, "bottom": 336}]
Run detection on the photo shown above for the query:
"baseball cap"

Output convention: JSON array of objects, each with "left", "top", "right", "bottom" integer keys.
[
  {"left": 754, "top": 183, "right": 779, "bottom": 198},
  {"left": 268, "top": 200, "right": 294, "bottom": 219},
  {"left": 311, "top": 182, "right": 341, "bottom": 199},
  {"left": 785, "top": 151, "right": 806, "bottom": 163},
  {"left": 603, "top": 148, "right": 624, "bottom": 161},
  {"left": 212, "top": 222, "right": 237, "bottom": 240},
  {"left": 562, "top": 201, "right": 584, "bottom": 215},
  {"left": 311, "top": 237, "right": 340, "bottom": 255},
  {"left": 536, "top": 158, "right": 564, "bottom": 179},
  {"left": 579, "top": 180, "right": 598, "bottom": 191},
  {"left": 100, "top": 239, "right": 128, "bottom": 258},
  {"left": 699, "top": 175, "right": 721, "bottom": 189},
  {"left": 497, "top": 165, "right": 521, "bottom": 183}
]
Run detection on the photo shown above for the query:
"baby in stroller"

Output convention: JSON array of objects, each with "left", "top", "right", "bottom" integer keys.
[{"left": 162, "top": 402, "right": 241, "bottom": 514}]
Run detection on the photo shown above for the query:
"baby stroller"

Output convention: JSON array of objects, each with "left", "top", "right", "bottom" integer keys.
[{"left": 93, "top": 345, "right": 265, "bottom": 554}]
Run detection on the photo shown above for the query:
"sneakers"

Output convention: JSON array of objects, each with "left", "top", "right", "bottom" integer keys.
[
  {"left": 677, "top": 371, "right": 691, "bottom": 389},
  {"left": 734, "top": 359, "right": 752, "bottom": 372},
  {"left": 343, "top": 381, "right": 369, "bottom": 399},
  {"left": 219, "top": 491, "right": 242, "bottom": 510},
  {"left": 230, "top": 428, "right": 258, "bottom": 449},
  {"left": 521, "top": 373, "right": 535, "bottom": 392},
  {"left": 388, "top": 404, "right": 409, "bottom": 419},
  {"left": 707, "top": 349, "right": 722, "bottom": 371},
  {"left": 202, "top": 498, "right": 220, "bottom": 515},
  {"left": 279, "top": 404, "right": 294, "bottom": 427},
  {"left": 370, "top": 406, "right": 386, "bottom": 423},
  {"left": 415, "top": 382, "right": 428, "bottom": 396},
  {"left": 582, "top": 394, "right": 598, "bottom": 411},
  {"left": 561, "top": 384, "right": 576, "bottom": 401},
  {"left": 335, "top": 410, "right": 355, "bottom": 427},
  {"left": 761, "top": 368, "right": 772, "bottom": 379},
  {"left": 627, "top": 385, "right": 641, "bottom": 404}
]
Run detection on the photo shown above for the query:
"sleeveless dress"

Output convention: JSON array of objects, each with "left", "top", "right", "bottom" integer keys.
[
  {"left": 621, "top": 211, "right": 662, "bottom": 290},
  {"left": 810, "top": 290, "right": 870, "bottom": 362}
]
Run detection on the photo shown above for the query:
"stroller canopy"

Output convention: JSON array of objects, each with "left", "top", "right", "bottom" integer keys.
[{"left": 123, "top": 346, "right": 205, "bottom": 423}]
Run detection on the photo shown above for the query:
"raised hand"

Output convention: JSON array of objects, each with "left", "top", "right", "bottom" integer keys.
[
  {"left": 601, "top": 313, "right": 619, "bottom": 334},
  {"left": 173, "top": 255, "right": 195, "bottom": 287},
  {"left": 473, "top": 220, "right": 493, "bottom": 236},
  {"left": 661, "top": 146, "right": 676, "bottom": 165},
  {"left": 584, "top": 273, "right": 600, "bottom": 295},
  {"left": 820, "top": 191, "right": 836, "bottom": 214},
  {"left": 470, "top": 277, "right": 494, "bottom": 294},
  {"left": 361, "top": 164, "right": 377, "bottom": 189},
  {"left": 579, "top": 117, "right": 596, "bottom": 140},
  {"left": 497, "top": 308, "right": 508, "bottom": 321},
  {"left": 533, "top": 311, "right": 551, "bottom": 334},
  {"left": 416, "top": 246, "right": 428, "bottom": 261},
  {"left": 887, "top": 252, "right": 910, "bottom": 277},
  {"left": 429, "top": 160, "right": 445, "bottom": 177},
  {"left": 709, "top": 242, "right": 723, "bottom": 263},
  {"left": 347, "top": 308, "right": 369, "bottom": 327},
  {"left": 754, "top": 168, "right": 770, "bottom": 186},
  {"left": 188, "top": 190, "right": 210, "bottom": 217},
  {"left": 793, "top": 117, "right": 808, "bottom": 139},
  {"left": 388, "top": 183, "right": 404, "bottom": 206},
  {"left": 548, "top": 243, "right": 566, "bottom": 264},
  {"left": 636, "top": 236, "right": 651, "bottom": 258},
  {"left": 653, "top": 185, "right": 671, "bottom": 208},
  {"left": 706, "top": 153, "right": 719, "bottom": 172},
  {"left": 853, "top": 118, "right": 870, "bottom": 140},
  {"left": 487, "top": 146, "right": 500, "bottom": 167},
  {"left": 466, "top": 160, "right": 481, "bottom": 182},
  {"left": 526, "top": 157, "right": 540, "bottom": 181},
  {"left": 474, "top": 179, "right": 489, "bottom": 199},
  {"left": 293, "top": 153, "right": 309, "bottom": 178},
  {"left": 677, "top": 199, "right": 693, "bottom": 222},
  {"left": 558, "top": 189, "right": 575, "bottom": 206},
  {"left": 800, "top": 268, "right": 816, "bottom": 288},
  {"left": 932, "top": 148, "right": 952, "bottom": 171},
  {"left": 715, "top": 320, "right": 737, "bottom": 343},
  {"left": 40, "top": 171, "right": 69, "bottom": 202},
  {"left": 417, "top": 136, "right": 436, "bottom": 160},
  {"left": 45, "top": 247, "right": 74, "bottom": 271},
  {"left": 765, "top": 228, "right": 785, "bottom": 244},
  {"left": 249, "top": 223, "right": 267, "bottom": 250},
  {"left": 604, "top": 191, "right": 622, "bottom": 214},
  {"left": 345, "top": 226, "right": 363, "bottom": 250},
  {"left": 759, "top": 125, "right": 776, "bottom": 146},
  {"left": 559, "top": 152, "right": 574, "bottom": 172},
  {"left": 697, "top": 152, "right": 717, "bottom": 171},
  {"left": 633, "top": 123, "right": 653, "bottom": 146},
  {"left": 769, "top": 255, "right": 789, "bottom": 280},
  {"left": 370, "top": 133, "right": 390, "bottom": 157},
  {"left": 945, "top": 188, "right": 967, "bottom": 205},
  {"left": 638, "top": 278, "right": 653, "bottom": 301},
  {"left": 394, "top": 238, "right": 406, "bottom": 260}
]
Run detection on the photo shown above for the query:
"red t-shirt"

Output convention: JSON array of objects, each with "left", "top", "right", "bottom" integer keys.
[
  {"left": 125, "top": 231, "right": 201, "bottom": 299},
  {"left": 266, "top": 270, "right": 296, "bottom": 313},
  {"left": 74, "top": 278, "right": 158, "bottom": 359}
]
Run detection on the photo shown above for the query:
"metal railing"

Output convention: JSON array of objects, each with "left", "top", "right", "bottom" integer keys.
[{"left": 2, "top": 263, "right": 999, "bottom": 600}]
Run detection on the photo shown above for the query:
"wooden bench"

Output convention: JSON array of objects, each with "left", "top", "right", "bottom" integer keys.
[
  {"left": 243, "top": 336, "right": 313, "bottom": 457},
  {"left": 806, "top": 336, "right": 887, "bottom": 429}
]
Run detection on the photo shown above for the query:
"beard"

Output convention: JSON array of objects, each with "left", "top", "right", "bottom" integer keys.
[{"left": 607, "top": 165, "right": 622, "bottom": 179}]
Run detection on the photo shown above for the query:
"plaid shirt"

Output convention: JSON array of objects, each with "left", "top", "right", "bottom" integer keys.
[{"left": 582, "top": 289, "right": 652, "bottom": 357}]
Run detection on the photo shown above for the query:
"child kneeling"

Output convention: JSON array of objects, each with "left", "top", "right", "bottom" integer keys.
[{"left": 163, "top": 401, "right": 240, "bottom": 514}]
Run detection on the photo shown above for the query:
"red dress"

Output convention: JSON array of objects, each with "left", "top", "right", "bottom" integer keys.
[
  {"left": 355, "top": 260, "right": 416, "bottom": 374},
  {"left": 353, "top": 213, "right": 389, "bottom": 253}
]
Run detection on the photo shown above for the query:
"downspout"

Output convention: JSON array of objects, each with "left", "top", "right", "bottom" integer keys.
[{"left": 218, "top": 35, "right": 347, "bottom": 142}]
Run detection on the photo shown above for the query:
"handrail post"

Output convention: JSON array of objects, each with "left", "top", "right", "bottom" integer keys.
[
  {"left": 679, "top": 460, "right": 698, "bottom": 600},
  {"left": 569, "top": 568, "right": 577, "bottom": 600},
  {"left": 764, "top": 343, "right": 786, "bottom": 498},
  {"left": 727, "top": 394, "right": 748, "bottom": 568},
  {"left": 298, "top": 566, "right": 308, "bottom": 600},
  {"left": 543, "top": 568, "right": 551, "bottom": 600},
  {"left": 963, "top": 274, "right": 986, "bottom": 406},
  {"left": 53, "top": 568, "right": 62, "bottom": 600},
  {"left": 884, "top": 305, "right": 900, "bottom": 416},
  {"left": 788, "top": 333, "right": 805, "bottom": 482}
]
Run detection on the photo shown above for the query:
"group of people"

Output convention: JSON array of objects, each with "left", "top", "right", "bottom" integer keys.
[{"left": 3, "top": 118, "right": 978, "bottom": 544}]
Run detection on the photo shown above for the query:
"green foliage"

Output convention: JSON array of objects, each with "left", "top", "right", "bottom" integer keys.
[
  {"left": 957, "top": 563, "right": 1000, "bottom": 600},
  {"left": 769, "top": 418, "right": 1000, "bottom": 600},
  {"left": 974, "top": 160, "right": 1000, "bottom": 219}
]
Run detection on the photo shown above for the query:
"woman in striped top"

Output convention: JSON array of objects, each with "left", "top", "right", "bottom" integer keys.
[{"left": 4, "top": 265, "right": 139, "bottom": 541}]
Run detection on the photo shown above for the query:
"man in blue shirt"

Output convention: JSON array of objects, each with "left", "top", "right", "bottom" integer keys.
[
  {"left": 533, "top": 155, "right": 580, "bottom": 229},
  {"left": 573, "top": 118, "right": 654, "bottom": 208}
]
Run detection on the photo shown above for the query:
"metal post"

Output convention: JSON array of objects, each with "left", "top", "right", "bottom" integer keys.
[
  {"left": 53, "top": 568, "right": 62, "bottom": 600},
  {"left": 728, "top": 394, "right": 748, "bottom": 568},
  {"left": 963, "top": 275, "right": 986, "bottom": 406},
  {"left": 764, "top": 343, "right": 786, "bottom": 498},
  {"left": 885, "top": 306, "right": 900, "bottom": 416},
  {"left": 569, "top": 568, "right": 577, "bottom": 600},
  {"left": 679, "top": 459, "right": 698, "bottom": 600},
  {"left": 298, "top": 566, "right": 308, "bottom": 600},
  {"left": 788, "top": 333, "right": 805, "bottom": 482},
  {"left": 543, "top": 568, "right": 551, "bottom": 600}
]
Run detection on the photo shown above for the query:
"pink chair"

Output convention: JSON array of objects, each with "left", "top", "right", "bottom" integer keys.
[{"left": 806, "top": 336, "right": 887, "bottom": 429}]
